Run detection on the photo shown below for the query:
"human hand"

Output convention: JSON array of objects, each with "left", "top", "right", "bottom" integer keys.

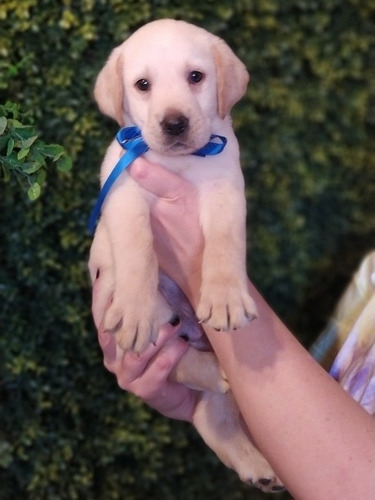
[
  {"left": 93, "top": 271, "right": 199, "bottom": 422},
  {"left": 128, "top": 158, "right": 204, "bottom": 298}
]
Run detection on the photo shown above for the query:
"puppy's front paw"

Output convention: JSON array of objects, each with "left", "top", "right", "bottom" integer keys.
[
  {"left": 103, "top": 291, "right": 159, "bottom": 353},
  {"left": 197, "top": 277, "right": 257, "bottom": 331}
]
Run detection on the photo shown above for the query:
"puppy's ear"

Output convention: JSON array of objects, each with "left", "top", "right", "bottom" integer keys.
[
  {"left": 94, "top": 46, "right": 125, "bottom": 126},
  {"left": 212, "top": 40, "right": 250, "bottom": 119}
]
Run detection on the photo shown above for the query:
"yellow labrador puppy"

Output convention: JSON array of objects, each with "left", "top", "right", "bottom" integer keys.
[
  {"left": 89, "top": 19, "right": 283, "bottom": 492},
  {"left": 92, "top": 18, "right": 256, "bottom": 352}
]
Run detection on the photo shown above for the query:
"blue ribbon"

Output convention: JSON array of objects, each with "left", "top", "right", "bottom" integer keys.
[{"left": 88, "top": 126, "right": 227, "bottom": 234}]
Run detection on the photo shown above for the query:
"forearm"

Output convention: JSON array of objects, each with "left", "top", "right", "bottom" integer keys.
[
  {"left": 195, "top": 280, "right": 375, "bottom": 499},
  {"left": 126, "top": 161, "right": 375, "bottom": 497}
]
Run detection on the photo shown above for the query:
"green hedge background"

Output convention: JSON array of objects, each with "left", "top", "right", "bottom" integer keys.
[{"left": 0, "top": 1, "right": 374, "bottom": 499}]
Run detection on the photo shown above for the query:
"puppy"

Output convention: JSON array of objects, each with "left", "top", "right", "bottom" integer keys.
[
  {"left": 89, "top": 19, "right": 283, "bottom": 492},
  {"left": 92, "top": 18, "right": 256, "bottom": 353}
]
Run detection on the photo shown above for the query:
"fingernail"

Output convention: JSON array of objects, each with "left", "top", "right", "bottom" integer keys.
[
  {"left": 99, "top": 329, "right": 111, "bottom": 346},
  {"left": 101, "top": 333, "right": 117, "bottom": 364},
  {"left": 169, "top": 315, "right": 180, "bottom": 327},
  {"left": 127, "top": 350, "right": 141, "bottom": 361},
  {"left": 129, "top": 161, "right": 148, "bottom": 179}
]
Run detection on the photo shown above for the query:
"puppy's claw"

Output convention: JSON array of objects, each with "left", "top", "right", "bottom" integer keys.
[
  {"left": 246, "top": 312, "right": 257, "bottom": 322},
  {"left": 197, "top": 307, "right": 212, "bottom": 326},
  {"left": 197, "top": 280, "right": 257, "bottom": 332},
  {"left": 105, "top": 319, "right": 123, "bottom": 336},
  {"left": 243, "top": 469, "right": 284, "bottom": 493},
  {"left": 244, "top": 295, "right": 258, "bottom": 322}
]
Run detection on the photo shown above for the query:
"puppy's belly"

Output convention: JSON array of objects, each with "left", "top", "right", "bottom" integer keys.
[{"left": 158, "top": 271, "right": 207, "bottom": 346}]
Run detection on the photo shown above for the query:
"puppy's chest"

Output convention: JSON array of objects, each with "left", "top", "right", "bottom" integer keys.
[{"left": 145, "top": 150, "right": 231, "bottom": 186}]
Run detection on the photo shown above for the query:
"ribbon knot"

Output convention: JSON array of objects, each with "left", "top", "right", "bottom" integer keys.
[{"left": 89, "top": 126, "right": 227, "bottom": 234}]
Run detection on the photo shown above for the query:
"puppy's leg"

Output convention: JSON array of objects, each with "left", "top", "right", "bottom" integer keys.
[
  {"left": 171, "top": 345, "right": 283, "bottom": 492},
  {"left": 193, "top": 391, "right": 284, "bottom": 493},
  {"left": 197, "top": 179, "right": 257, "bottom": 331},
  {"left": 171, "top": 346, "right": 229, "bottom": 393},
  {"left": 89, "top": 220, "right": 170, "bottom": 351},
  {"left": 89, "top": 221, "right": 115, "bottom": 327},
  {"left": 99, "top": 170, "right": 160, "bottom": 353}
]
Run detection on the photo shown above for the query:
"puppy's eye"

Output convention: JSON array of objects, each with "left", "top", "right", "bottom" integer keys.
[
  {"left": 135, "top": 79, "right": 150, "bottom": 91},
  {"left": 188, "top": 71, "right": 204, "bottom": 84}
]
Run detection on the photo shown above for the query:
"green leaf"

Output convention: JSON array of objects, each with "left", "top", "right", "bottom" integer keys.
[
  {"left": 3, "top": 101, "right": 19, "bottom": 116},
  {"left": 17, "top": 148, "right": 30, "bottom": 161},
  {"left": 37, "top": 169, "right": 46, "bottom": 184},
  {"left": 10, "top": 119, "right": 25, "bottom": 129},
  {"left": 0, "top": 135, "right": 8, "bottom": 152},
  {"left": 22, "top": 135, "right": 38, "bottom": 148},
  {"left": 6, "top": 137, "right": 14, "bottom": 156},
  {"left": 1, "top": 163, "right": 10, "bottom": 182},
  {"left": 23, "top": 162, "right": 41, "bottom": 174},
  {"left": 29, "top": 151, "right": 45, "bottom": 166},
  {"left": 0, "top": 116, "right": 7, "bottom": 135},
  {"left": 27, "top": 182, "right": 41, "bottom": 201},
  {"left": 2, "top": 153, "right": 19, "bottom": 170},
  {"left": 13, "top": 126, "right": 36, "bottom": 142},
  {"left": 41, "top": 144, "right": 64, "bottom": 159},
  {"left": 57, "top": 155, "right": 72, "bottom": 172}
]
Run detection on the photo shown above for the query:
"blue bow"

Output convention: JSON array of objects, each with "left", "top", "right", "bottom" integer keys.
[{"left": 88, "top": 126, "right": 227, "bottom": 234}]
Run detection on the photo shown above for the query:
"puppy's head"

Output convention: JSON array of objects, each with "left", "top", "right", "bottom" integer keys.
[{"left": 94, "top": 19, "right": 249, "bottom": 155}]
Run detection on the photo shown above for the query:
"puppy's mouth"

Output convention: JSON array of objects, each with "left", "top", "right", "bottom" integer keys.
[
  {"left": 143, "top": 136, "right": 196, "bottom": 156},
  {"left": 162, "top": 137, "right": 209, "bottom": 156},
  {"left": 168, "top": 141, "right": 192, "bottom": 153}
]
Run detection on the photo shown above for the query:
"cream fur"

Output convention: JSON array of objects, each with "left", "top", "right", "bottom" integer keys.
[{"left": 89, "top": 19, "right": 283, "bottom": 492}]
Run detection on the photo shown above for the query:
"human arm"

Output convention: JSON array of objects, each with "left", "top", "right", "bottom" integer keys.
[
  {"left": 205, "top": 284, "right": 375, "bottom": 500},
  {"left": 96, "top": 158, "right": 375, "bottom": 499}
]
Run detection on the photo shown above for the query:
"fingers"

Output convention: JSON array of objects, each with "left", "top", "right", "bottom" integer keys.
[
  {"left": 97, "top": 321, "right": 197, "bottom": 421},
  {"left": 98, "top": 320, "right": 189, "bottom": 395},
  {"left": 117, "top": 323, "right": 187, "bottom": 389},
  {"left": 122, "top": 325, "right": 197, "bottom": 421},
  {"left": 129, "top": 158, "right": 195, "bottom": 200}
]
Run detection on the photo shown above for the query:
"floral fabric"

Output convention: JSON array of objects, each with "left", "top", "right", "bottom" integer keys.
[{"left": 310, "top": 252, "right": 375, "bottom": 416}]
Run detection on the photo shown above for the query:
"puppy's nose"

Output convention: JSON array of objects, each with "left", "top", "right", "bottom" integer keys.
[{"left": 161, "top": 114, "right": 189, "bottom": 136}]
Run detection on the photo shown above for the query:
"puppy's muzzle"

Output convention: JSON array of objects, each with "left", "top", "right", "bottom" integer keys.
[{"left": 161, "top": 113, "right": 189, "bottom": 137}]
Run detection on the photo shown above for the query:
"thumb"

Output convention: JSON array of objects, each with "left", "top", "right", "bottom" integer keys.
[{"left": 129, "top": 158, "right": 193, "bottom": 199}]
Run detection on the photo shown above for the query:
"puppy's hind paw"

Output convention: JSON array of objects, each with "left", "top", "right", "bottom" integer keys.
[
  {"left": 237, "top": 452, "right": 284, "bottom": 493},
  {"left": 251, "top": 476, "right": 285, "bottom": 494}
]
